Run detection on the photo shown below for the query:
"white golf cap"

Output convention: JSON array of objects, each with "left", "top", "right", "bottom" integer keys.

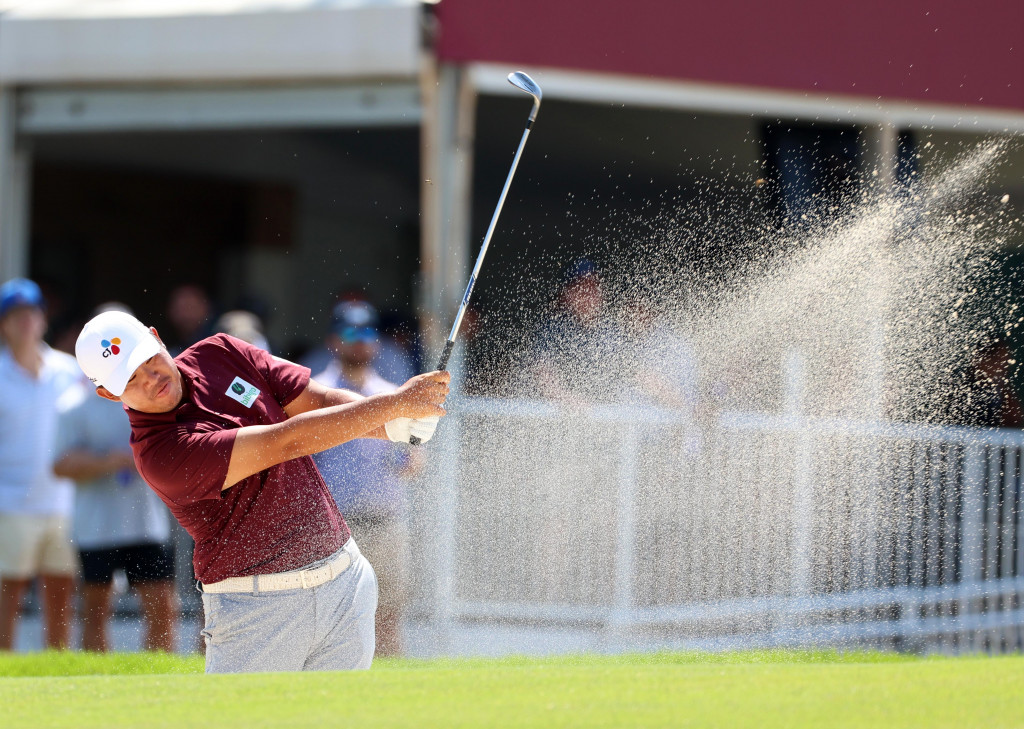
[{"left": 75, "top": 310, "right": 163, "bottom": 396}]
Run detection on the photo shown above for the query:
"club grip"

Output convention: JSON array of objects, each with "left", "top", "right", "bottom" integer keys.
[
  {"left": 409, "top": 341, "right": 456, "bottom": 445},
  {"left": 434, "top": 340, "right": 456, "bottom": 372}
]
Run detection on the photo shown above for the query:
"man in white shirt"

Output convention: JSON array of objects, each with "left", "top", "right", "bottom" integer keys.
[{"left": 0, "top": 278, "right": 83, "bottom": 650}]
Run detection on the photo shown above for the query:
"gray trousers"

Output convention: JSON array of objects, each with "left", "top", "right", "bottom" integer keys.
[{"left": 200, "top": 540, "right": 377, "bottom": 673}]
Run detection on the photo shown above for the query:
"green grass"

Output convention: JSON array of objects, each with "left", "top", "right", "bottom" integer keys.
[
  {"left": 0, "top": 650, "right": 203, "bottom": 677},
  {"left": 2, "top": 650, "right": 1022, "bottom": 729}
]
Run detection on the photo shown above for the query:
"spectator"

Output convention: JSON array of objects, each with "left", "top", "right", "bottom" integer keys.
[
  {"left": 531, "top": 259, "right": 625, "bottom": 402},
  {"left": 165, "top": 284, "right": 214, "bottom": 356},
  {"left": 619, "top": 296, "right": 700, "bottom": 415},
  {"left": 302, "top": 297, "right": 415, "bottom": 385},
  {"left": 967, "top": 340, "right": 1024, "bottom": 428},
  {"left": 300, "top": 293, "right": 368, "bottom": 376},
  {"left": 164, "top": 284, "right": 217, "bottom": 631},
  {"left": 619, "top": 295, "right": 705, "bottom": 456},
  {"left": 214, "top": 310, "right": 270, "bottom": 352},
  {"left": 53, "top": 303, "right": 178, "bottom": 653},
  {"left": 375, "top": 310, "right": 418, "bottom": 385},
  {"left": 0, "top": 278, "right": 83, "bottom": 650},
  {"left": 311, "top": 306, "right": 418, "bottom": 657}
]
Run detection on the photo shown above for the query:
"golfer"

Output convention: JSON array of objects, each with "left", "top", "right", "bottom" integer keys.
[{"left": 74, "top": 310, "right": 448, "bottom": 672}]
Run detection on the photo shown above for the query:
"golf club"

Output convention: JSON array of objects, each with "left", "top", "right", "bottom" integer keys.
[{"left": 410, "top": 71, "right": 542, "bottom": 444}]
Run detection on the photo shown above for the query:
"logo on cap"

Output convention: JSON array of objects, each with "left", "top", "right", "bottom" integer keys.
[{"left": 101, "top": 338, "right": 122, "bottom": 358}]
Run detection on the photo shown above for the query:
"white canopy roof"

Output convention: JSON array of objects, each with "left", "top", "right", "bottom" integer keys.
[{"left": 0, "top": 0, "right": 423, "bottom": 83}]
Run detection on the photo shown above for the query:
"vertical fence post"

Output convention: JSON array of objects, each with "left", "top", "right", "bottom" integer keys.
[
  {"left": 607, "top": 419, "right": 640, "bottom": 645},
  {"left": 428, "top": 400, "right": 463, "bottom": 653},
  {"left": 923, "top": 446, "right": 943, "bottom": 650},
  {"left": 959, "top": 441, "right": 986, "bottom": 651},
  {"left": 940, "top": 444, "right": 960, "bottom": 652},
  {"left": 905, "top": 446, "right": 927, "bottom": 650},
  {"left": 787, "top": 352, "right": 813, "bottom": 602},
  {"left": 999, "top": 449, "right": 1018, "bottom": 650},
  {"left": 0, "top": 88, "right": 32, "bottom": 281},
  {"left": 1016, "top": 445, "right": 1024, "bottom": 651}
]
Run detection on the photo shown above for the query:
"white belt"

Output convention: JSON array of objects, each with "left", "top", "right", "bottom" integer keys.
[{"left": 200, "top": 548, "right": 353, "bottom": 594}]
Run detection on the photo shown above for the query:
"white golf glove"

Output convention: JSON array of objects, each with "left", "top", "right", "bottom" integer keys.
[
  {"left": 384, "top": 416, "right": 440, "bottom": 444},
  {"left": 384, "top": 417, "right": 414, "bottom": 443},
  {"left": 408, "top": 415, "right": 440, "bottom": 444}
]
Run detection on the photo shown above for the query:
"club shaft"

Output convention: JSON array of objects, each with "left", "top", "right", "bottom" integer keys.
[
  {"left": 435, "top": 122, "right": 534, "bottom": 370},
  {"left": 411, "top": 86, "right": 538, "bottom": 446}
]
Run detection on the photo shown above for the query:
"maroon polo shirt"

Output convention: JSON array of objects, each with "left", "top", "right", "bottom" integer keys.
[{"left": 127, "top": 334, "right": 349, "bottom": 584}]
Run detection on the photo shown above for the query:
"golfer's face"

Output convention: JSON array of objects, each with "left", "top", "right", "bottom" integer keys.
[{"left": 119, "top": 351, "right": 184, "bottom": 413}]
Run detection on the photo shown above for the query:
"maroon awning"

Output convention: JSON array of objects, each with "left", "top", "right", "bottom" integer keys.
[{"left": 435, "top": 0, "right": 1024, "bottom": 112}]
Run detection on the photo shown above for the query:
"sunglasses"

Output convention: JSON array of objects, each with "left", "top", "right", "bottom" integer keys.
[{"left": 339, "top": 326, "right": 378, "bottom": 343}]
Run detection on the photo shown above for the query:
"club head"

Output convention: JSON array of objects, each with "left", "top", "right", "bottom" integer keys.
[
  {"left": 508, "top": 71, "right": 542, "bottom": 101},
  {"left": 508, "top": 71, "right": 542, "bottom": 121}
]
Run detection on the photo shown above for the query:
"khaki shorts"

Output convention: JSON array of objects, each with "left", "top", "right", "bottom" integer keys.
[
  {"left": 0, "top": 512, "right": 79, "bottom": 578},
  {"left": 344, "top": 514, "right": 407, "bottom": 615}
]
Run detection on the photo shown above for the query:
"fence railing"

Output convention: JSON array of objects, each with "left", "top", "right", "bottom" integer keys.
[{"left": 409, "top": 397, "right": 1024, "bottom": 654}]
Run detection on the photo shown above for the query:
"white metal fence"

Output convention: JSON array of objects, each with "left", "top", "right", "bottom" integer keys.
[{"left": 409, "top": 397, "right": 1024, "bottom": 654}]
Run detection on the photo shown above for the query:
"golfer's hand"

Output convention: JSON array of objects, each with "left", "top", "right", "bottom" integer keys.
[{"left": 394, "top": 370, "right": 450, "bottom": 420}]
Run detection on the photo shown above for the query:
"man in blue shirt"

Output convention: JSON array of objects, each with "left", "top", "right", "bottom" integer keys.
[{"left": 312, "top": 305, "right": 419, "bottom": 656}]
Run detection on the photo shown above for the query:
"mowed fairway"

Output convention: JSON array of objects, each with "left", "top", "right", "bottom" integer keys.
[{"left": 2, "top": 650, "right": 1022, "bottom": 729}]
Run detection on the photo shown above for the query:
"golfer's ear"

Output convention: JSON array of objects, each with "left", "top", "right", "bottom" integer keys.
[
  {"left": 149, "top": 326, "right": 165, "bottom": 347},
  {"left": 95, "top": 386, "right": 121, "bottom": 403}
]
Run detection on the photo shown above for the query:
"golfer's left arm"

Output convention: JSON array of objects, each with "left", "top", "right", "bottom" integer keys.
[{"left": 285, "top": 379, "right": 389, "bottom": 440}]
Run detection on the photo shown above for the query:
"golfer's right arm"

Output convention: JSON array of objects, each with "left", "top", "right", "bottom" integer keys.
[{"left": 222, "top": 370, "right": 449, "bottom": 490}]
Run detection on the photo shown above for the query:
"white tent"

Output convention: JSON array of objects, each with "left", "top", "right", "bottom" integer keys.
[
  {"left": 0, "top": 0, "right": 420, "bottom": 83},
  {"left": 0, "top": 0, "right": 424, "bottom": 279}
]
